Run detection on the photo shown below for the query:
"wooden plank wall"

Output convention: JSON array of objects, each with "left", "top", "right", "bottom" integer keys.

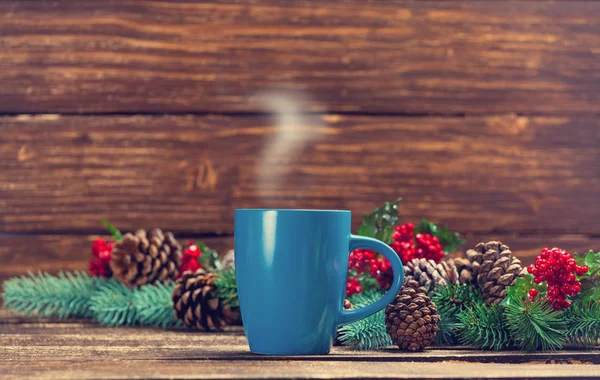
[{"left": 1, "top": 0, "right": 599, "bottom": 281}]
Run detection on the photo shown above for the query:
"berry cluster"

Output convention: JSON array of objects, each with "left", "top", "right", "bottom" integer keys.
[
  {"left": 527, "top": 247, "right": 588, "bottom": 310},
  {"left": 391, "top": 223, "right": 444, "bottom": 264},
  {"left": 89, "top": 239, "right": 113, "bottom": 278},
  {"left": 179, "top": 241, "right": 202, "bottom": 278},
  {"left": 347, "top": 249, "right": 392, "bottom": 296}
]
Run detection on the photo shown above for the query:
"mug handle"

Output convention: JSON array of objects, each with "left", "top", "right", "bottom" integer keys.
[{"left": 337, "top": 234, "right": 404, "bottom": 326}]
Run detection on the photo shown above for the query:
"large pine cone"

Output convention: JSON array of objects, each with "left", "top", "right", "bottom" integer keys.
[
  {"left": 404, "top": 258, "right": 459, "bottom": 294},
  {"left": 172, "top": 268, "right": 239, "bottom": 331},
  {"left": 385, "top": 279, "right": 440, "bottom": 351},
  {"left": 466, "top": 241, "right": 524, "bottom": 305},
  {"left": 110, "top": 229, "right": 182, "bottom": 287}
]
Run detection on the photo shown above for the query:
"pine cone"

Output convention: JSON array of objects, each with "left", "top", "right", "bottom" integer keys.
[
  {"left": 385, "top": 279, "right": 440, "bottom": 351},
  {"left": 110, "top": 229, "right": 182, "bottom": 287},
  {"left": 172, "top": 268, "right": 239, "bottom": 331},
  {"left": 449, "top": 257, "right": 476, "bottom": 285},
  {"left": 466, "top": 241, "right": 524, "bottom": 305},
  {"left": 404, "top": 258, "right": 459, "bottom": 294}
]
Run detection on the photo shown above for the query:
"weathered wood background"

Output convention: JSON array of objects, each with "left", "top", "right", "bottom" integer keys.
[{"left": 1, "top": 0, "right": 599, "bottom": 282}]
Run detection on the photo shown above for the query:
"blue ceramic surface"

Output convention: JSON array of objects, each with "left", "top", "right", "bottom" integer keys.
[{"left": 234, "top": 209, "right": 404, "bottom": 355}]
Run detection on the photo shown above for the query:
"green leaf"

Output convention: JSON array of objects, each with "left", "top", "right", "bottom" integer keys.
[
  {"left": 197, "top": 241, "right": 222, "bottom": 271},
  {"left": 414, "top": 219, "right": 464, "bottom": 253},
  {"left": 357, "top": 224, "right": 377, "bottom": 239},
  {"left": 357, "top": 199, "right": 402, "bottom": 244},
  {"left": 101, "top": 219, "right": 123, "bottom": 241},
  {"left": 501, "top": 274, "right": 546, "bottom": 307},
  {"left": 573, "top": 251, "right": 600, "bottom": 303}
]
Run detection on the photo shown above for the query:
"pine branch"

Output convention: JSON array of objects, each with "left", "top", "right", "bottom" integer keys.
[
  {"left": 337, "top": 291, "right": 392, "bottom": 350},
  {"left": 504, "top": 298, "right": 566, "bottom": 352},
  {"left": 431, "top": 284, "right": 482, "bottom": 344},
  {"left": 134, "top": 282, "right": 181, "bottom": 328},
  {"left": 455, "top": 303, "right": 511, "bottom": 351},
  {"left": 213, "top": 268, "right": 238, "bottom": 307},
  {"left": 564, "top": 300, "right": 600, "bottom": 348},
  {"left": 90, "top": 279, "right": 137, "bottom": 326},
  {"left": 2, "top": 271, "right": 102, "bottom": 319}
]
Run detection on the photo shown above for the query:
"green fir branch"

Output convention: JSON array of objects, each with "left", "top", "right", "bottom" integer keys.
[
  {"left": 504, "top": 298, "right": 566, "bottom": 352},
  {"left": 213, "top": 268, "right": 239, "bottom": 307},
  {"left": 337, "top": 291, "right": 392, "bottom": 350},
  {"left": 90, "top": 279, "right": 137, "bottom": 326},
  {"left": 133, "top": 282, "right": 181, "bottom": 328},
  {"left": 564, "top": 300, "right": 600, "bottom": 348},
  {"left": 431, "top": 284, "right": 483, "bottom": 344},
  {"left": 2, "top": 271, "right": 102, "bottom": 319},
  {"left": 455, "top": 303, "right": 511, "bottom": 351},
  {"left": 414, "top": 219, "right": 464, "bottom": 253}
]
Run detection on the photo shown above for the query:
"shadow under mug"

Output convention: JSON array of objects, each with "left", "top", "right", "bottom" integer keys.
[{"left": 234, "top": 209, "right": 404, "bottom": 355}]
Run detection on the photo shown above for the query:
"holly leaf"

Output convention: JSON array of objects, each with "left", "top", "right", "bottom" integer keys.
[
  {"left": 100, "top": 219, "right": 123, "bottom": 241},
  {"left": 501, "top": 274, "right": 547, "bottom": 307},
  {"left": 414, "top": 219, "right": 464, "bottom": 253},
  {"left": 197, "top": 241, "right": 222, "bottom": 271},
  {"left": 573, "top": 251, "right": 600, "bottom": 303},
  {"left": 357, "top": 199, "right": 402, "bottom": 244},
  {"left": 357, "top": 224, "right": 377, "bottom": 239}
]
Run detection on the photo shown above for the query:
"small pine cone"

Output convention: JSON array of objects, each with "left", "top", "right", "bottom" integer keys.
[
  {"left": 466, "top": 241, "right": 524, "bottom": 305},
  {"left": 172, "top": 269, "right": 239, "bottom": 331},
  {"left": 110, "top": 228, "right": 182, "bottom": 287},
  {"left": 404, "top": 258, "right": 459, "bottom": 294},
  {"left": 385, "top": 279, "right": 440, "bottom": 351},
  {"left": 449, "top": 257, "right": 476, "bottom": 285}
]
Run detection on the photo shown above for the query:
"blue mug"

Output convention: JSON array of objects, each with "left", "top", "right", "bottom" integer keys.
[{"left": 234, "top": 209, "right": 404, "bottom": 355}]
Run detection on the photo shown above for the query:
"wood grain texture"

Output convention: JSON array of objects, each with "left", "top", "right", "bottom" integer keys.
[
  {"left": 3, "top": 360, "right": 600, "bottom": 380},
  {"left": 0, "top": 311, "right": 599, "bottom": 379},
  {"left": 1, "top": 1, "right": 599, "bottom": 114},
  {"left": 0, "top": 114, "right": 598, "bottom": 235}
]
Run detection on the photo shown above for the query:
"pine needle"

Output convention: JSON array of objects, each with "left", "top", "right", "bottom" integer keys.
[
  {"left": 455, "top": 303, "right": 511, "bottom": 351},
  {"left": 213, "top": 269, "right": 238, "bottom": 307},
  {"left": 2, "top": 271, "right": 101, "bottom": 319},
  {"left": 337, "top": 291, "right": 392, "bottom": 350},
  {"left": 134, "top": 282, "right": 181, "bottom": 328},
  {"left": 431, "top": 284, "right": 483, "bottom": 345},
  {"left": 90, "top": 279, "right": 137, "bottom": 326},
  {"left": 504, "top": 298, "right": 566, "bottom": 352},
  {"left": 564, "top": 301, "right": 600, "bottom": 348}
]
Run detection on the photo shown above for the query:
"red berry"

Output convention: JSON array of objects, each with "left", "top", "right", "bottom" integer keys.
[
  {"left": 528, "top": 289, "right": 538, "bottom": 299},
  {"left": 576, "top": 265, "right": 589, "bottom": 276}
]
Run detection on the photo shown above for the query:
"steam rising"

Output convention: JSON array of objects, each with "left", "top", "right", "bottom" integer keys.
[{"left": 255, "top": 91, "right": 325, "bottom": 198}]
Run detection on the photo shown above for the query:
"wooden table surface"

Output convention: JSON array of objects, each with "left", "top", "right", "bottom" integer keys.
[{"left": 2, "top": 308, "right": 600, "bottom": 379}]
